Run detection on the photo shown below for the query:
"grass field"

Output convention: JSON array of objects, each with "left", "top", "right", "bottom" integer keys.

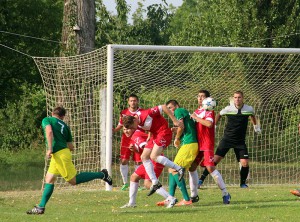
[{"left": 1, "top": 185, "right": 300, "bottom": 222}]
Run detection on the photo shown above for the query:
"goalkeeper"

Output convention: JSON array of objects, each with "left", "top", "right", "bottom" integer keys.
[
  {"left": 27, "top": 107, "right": 112, "bottom": 215},
  {"left": 198, "top": 91, "right": 261, "bottom": 188}
]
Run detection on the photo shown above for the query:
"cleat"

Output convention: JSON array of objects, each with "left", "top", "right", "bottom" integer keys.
[
  {"left": 166, "top": 197, "right": 178, "bottom": 208},
  {"left": 120, "top": 203, "right": 137, "bottom": 208},
  {"left": 147, "top": 181, "right": 162, "bottom": 196},
  {"left": 26, "top": 206, "right": 45, "bottom": 215},
  {"left": 177, "top": 167, "right": 185, "bottom": 181},
  {"left": 101, "top": 169, "right": 113, "bottom": 185},
  {"left": 191, "top": 195, "right": 199, "bottom": 203},
  {"left": 198, "top": 179, "right": 203, "bottom": 188},
  {"left": 240, "top": 184, "right": 248, "bottom": 188},
  {"left": 138, "top": 186, "right": 146, "bottom": 191},
  {"left": 223, "top": 193, "right": 231, "bottom": 204},
  {"left": 175, "top": 199, "right": 192, "bottom": 206},
  {"left": 121, "top": 183, "right": 129, "bottom": 191},
  {"left": 290, "top": 189, "right": 300, "bottom": 197},
  {"left": 156, "top": 200, "right": 168, "bottom": 206}
]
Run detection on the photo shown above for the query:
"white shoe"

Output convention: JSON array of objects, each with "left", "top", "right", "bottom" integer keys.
[
  {"left": 166, "top": 197, "right": 178, "bottom": 208},
  {"left": 120, "top": 203, "right": 137, "bottom": 208}
]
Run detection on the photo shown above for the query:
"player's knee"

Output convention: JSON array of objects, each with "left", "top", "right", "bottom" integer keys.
[{"left": 150, "top": 154, "right": 158, "bottom": 162}]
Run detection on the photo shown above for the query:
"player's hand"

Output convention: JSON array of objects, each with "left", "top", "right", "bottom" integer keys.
[
  {"left": 174, "top": 138, "right": 180, "bottom": 148},
  {"left": 190, "top": 113, "right": 197, "bottom": 120},
  {"left": 254, "top": 125, "right": 261, "bottom": 133},
  {"left": 174, "top": 120, "right": 184, "bottom": 129},
  {"left": 46, "top": 150, "right": 52, "bottom": 159}
]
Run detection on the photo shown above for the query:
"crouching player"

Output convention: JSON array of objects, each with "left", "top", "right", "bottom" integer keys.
[{"left": 120, "top": 127, "right": 176, "bottom": 208}]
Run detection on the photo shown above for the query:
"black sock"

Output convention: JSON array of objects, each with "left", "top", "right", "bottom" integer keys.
[{"left": 240, "top": 166, "right": 249, "bottom": 185}]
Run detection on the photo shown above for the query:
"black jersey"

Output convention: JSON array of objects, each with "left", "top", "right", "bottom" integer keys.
[{"left": 220, "top": 104, "right": 254, "bottom": 143}]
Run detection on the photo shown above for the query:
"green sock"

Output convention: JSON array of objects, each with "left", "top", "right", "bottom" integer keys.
[
  {"left": 168, "top": 173, "right": 177, "bottom": 196},
  {"left": 39, "top": 183, "right": 54, "bottom": 208},
  {"left": 173, "top": 173, "right": 190, "bottom": 201},
  {"left": 75, "top": 172, "right": 104, "bottom": 185}
]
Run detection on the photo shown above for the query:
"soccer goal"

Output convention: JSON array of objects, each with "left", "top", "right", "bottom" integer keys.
[{"left": 33, "top": 45, "right": 300, "bottom": 190}]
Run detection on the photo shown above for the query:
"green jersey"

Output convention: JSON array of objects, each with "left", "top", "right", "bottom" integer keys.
[
  {"left": 174, "top": 108, "right": 197, "bottom": 145},
  {"left": 42, "top": 116, "right": 72, "bottom": 153}
]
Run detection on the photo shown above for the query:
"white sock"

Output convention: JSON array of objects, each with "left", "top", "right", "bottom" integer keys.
[
  {"left": 155, "top": 186, "right": 170, "bottom": 199},
  {"left": 120, "top": 164, "right": 129, "bottom": 184},
  {"left": 129, "top": 181, "right": 139, "bottom": 205},
  {"left": 156, "top": 156, "right": 181, "bottom": 171},
  {"left": 142, "top": 159, "right": 158, "bottom": 184},
  {"left": 189, "top": 170, "right": 199, "bottom": 197},
  {"left": 211, "top": 170, "right": 228, "bottom": 196}
]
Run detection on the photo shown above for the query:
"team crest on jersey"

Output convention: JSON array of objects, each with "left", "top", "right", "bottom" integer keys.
[
  {"left": 160, "top": 138, "right": 166, "bottom": 146},
  {"left": 209, "top": 156, "right": 214, "bottom": 163}
]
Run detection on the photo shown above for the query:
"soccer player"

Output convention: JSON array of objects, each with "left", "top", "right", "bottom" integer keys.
[
  {"left": 113, "top": 94, "right": 143, "bottom": 191},
  {"left": 120, "top": 128, "right": 176, "bottom": 208},
  {"left": 122, "top": 105, "right": 185, "bottom": 197},
  {"left": 189, "top": 90, "right": 230, "bottom": 204},
  {"left": 156, "top": 100, "right": 198, "bottom": 207},
  {"left": 198, "top": 90, "right": 261, "bottom": 188},
  {"left": 26, "top": 107, "right": 112, "bottom": 215}
]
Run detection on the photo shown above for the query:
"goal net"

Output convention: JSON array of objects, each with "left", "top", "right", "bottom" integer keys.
[{"left": 33, "top": 45, "right": 300, "bottom": 189}]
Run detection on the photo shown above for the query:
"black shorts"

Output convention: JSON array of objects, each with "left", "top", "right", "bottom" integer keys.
[{"left": 215, "top": 139, "right": 249, "bottom": 161}]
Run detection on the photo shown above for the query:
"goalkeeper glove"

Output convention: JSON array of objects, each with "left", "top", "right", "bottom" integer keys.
[{"left": 254, "top": 125, "right": 261, "bottom": 133}]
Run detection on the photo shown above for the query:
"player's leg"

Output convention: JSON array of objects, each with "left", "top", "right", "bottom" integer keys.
[
  {"left": 133, "top": 152, "right": 144, "bottom": 191},
  {"left": 120, "top": 172, "right": 140, "bottom": 208},
  {"left": 188, "top": 156, "right": 200, "bottom": 202},
  {"left": 27, "top": 157, "right": 58, "bottom": 215},
  {"left": 235, "top": 146, "right": 249, "bottom": 188},
  {"left": 120, "top": 134, "right": 131, "bottom": 190}
]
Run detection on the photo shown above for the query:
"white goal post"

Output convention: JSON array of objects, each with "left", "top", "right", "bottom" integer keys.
[{"left": 33, "top": 45, "right": 300, "bottom": 190}]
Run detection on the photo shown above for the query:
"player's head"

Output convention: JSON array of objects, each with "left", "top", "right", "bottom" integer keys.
[
  {"left": 52, "top": 106, "right": 66, "bottom": 120},
  {"left": 197, "top": 90, "right": 210, "bottom": 107},
  {"left": 122, "top": 115, "right": 138, "bottom": 137},
  {"left": 233, "top": 90, "right": 244, "bottom": 107},
  {"left": 127, "top": 94, "right": 139, "bottom": 110},
  {"left": 166, "top": 100, "right": 180, "bottom": 114}
]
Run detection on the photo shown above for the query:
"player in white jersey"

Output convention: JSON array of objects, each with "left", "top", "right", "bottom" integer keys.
[{"left": 199, "top": 91, "right": 261, "bottom": 188}]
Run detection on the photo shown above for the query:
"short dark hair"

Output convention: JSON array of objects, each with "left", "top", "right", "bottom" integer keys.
[
  {"left": 128, "top": 94, "right": 139, "bottom": 101},
  {"left": 122, "top": 115, "right": 136, "bottom": 128},
  {"left": 234, "top": 90, "right": 244, "bottom": 97},
  {"left": 53, "top": 107, "right": 66, "bottom": 117},
  {"left": 198, "top": 90, "right": 210, "bottom": 97},
  {"left": 166, "top": 99, "right": 179, "bottom": 107}
]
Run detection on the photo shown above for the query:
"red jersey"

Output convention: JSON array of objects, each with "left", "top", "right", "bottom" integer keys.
[
  {"left": 135, "top": 106, "right": 169, "bottom": 135},
  {"left": 131, "top": 130, "right": 164, "bottom": 169},
  {"left": 118, "top": 107, "right": 144, "bottom": 126},
  {"left": 194, "top": 108, "right": 215, "bottom": 151}
]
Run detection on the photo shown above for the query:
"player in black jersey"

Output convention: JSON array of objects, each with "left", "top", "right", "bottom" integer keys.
[{"left": 198, "top": 91, "right": 261, "bottom": 188}]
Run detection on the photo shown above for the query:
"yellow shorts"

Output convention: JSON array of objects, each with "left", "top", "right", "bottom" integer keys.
[
  {"left": 48, "top": 148, "right": 77, "bottom": 182},
  {"left": 174, "top": 143, "right": 198, "bottom": 169}
]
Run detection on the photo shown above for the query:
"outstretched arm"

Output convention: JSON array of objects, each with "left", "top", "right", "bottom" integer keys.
[{"left": 161, "top": 104, "right": 184, "bottom": 128}]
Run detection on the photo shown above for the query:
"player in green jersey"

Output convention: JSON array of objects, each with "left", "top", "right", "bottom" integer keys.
[
  {"left": 27, "top": 107, "right": 112, "bottom": 215},
  {"left": 156, "top": 100, "right": 198, "bottom": 207}
]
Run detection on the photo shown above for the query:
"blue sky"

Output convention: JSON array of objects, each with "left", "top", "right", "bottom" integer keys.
[{"left": 102, "top": 0, "right": 183, "bottom": 19}]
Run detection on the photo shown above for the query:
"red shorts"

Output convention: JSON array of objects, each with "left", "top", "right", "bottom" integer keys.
[
  {"left": 120, "top": 134, "right": 142, "bottom": 162},
  {"left": 145, "top": 128, "right": 172, "bottom": 149},
  {"left": 135, "top": 162, "right": 164, "bottom": 180},
  {"left": 194, "top": 150, "right": 215, "bottom": 167}
]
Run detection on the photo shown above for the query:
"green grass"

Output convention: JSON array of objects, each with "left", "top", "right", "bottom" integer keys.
[{"left": 1, "top": 185, "right": 300, "bottom": 222}]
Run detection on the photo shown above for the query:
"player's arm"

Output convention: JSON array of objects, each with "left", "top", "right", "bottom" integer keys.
[
  {"left": 161, "top": 104, "right": 184, "bottom": 129},
  {"left": 67, "top": 142, "right": 74, "bottom": 151},
  {"left": 215, "top": 113, "right": 221, "bottom": 125},
  {"left": 190, "top": 113, "right": 213, "bottom": 128},
  {"left": 113, "top": 124, "right": 123, "bottom": 133},
  {"left": 45, "top": 125, "right": 53, "bottom": 158},
  {"left": 174, "top": 119, "right": 184, "bottom": 148},
  {"left": 250, "top": 111, "right": 261, "bottom": 133}
]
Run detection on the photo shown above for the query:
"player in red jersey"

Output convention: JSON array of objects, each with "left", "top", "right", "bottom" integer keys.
[
  {"left": 120, "top": 128, "right": 176, "bottom": 208},
  {"left": 122, "top": 105, "right": 185, "bottom": 196},
  {"left": 113, "top": 94, "right": 143, "bottom": 191},
  {"left": 189, "top": 90, "right": 231, "bottom": 204}
]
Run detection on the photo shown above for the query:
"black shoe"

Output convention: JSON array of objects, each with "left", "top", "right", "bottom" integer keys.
[
  {"left": 177, "top": 167, "right": 185, "bottom": 181},
  {"left": 26, "top": 206, "right": 45, "bottom": 215},
  {"left": 191, "top": 195, "right": 199, "bottom": 203},
  {"left": 101, "top": 169, "right": 113, "bottom": 185},
  {"left": 147, "top": 181, "right": 162, "bottom": 196}
]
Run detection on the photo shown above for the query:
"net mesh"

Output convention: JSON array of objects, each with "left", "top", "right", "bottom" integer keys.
[{"left": 33, "top": 45, "right": 300, "bottom": 189}]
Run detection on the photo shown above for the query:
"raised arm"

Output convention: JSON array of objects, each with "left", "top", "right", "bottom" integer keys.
[{"left": 161, "top": 104, "right": 184, "bottom": 129}]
